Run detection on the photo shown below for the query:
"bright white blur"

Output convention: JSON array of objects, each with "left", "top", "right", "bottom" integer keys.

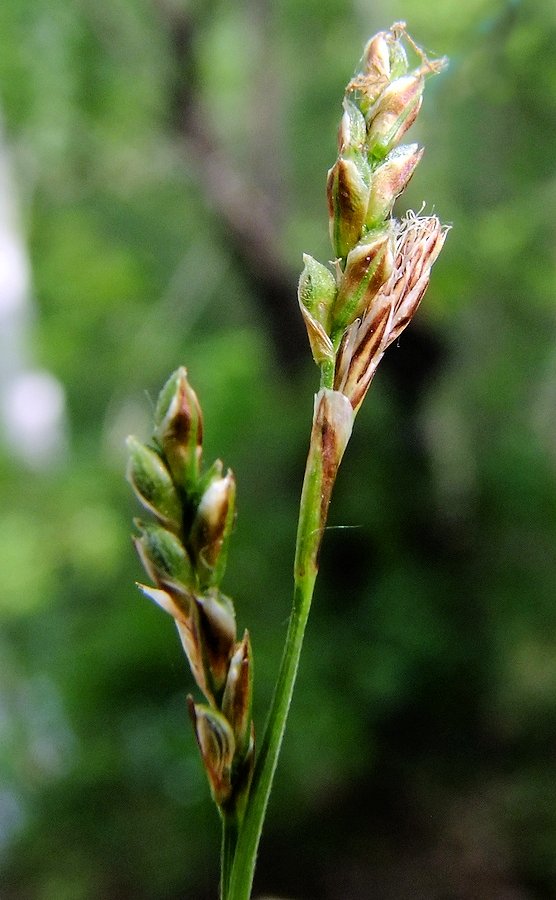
[{"left": 0, "top": 116, "right": 67, "bottom": 468}]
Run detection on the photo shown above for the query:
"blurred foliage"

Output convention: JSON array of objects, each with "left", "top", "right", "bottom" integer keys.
[{"left": 1, "top": 0, "right": 556, "bottom": 898}]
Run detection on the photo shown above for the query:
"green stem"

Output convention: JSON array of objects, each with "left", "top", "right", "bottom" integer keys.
[
  {"left": 220, "top": 812, "right": 238, "bottom": 900},
  {"left": 320, "top": 358, "right": 335, "bottom": 390},
  {"left": 227, "top": 392, "right": 340, "bottom": 899}
]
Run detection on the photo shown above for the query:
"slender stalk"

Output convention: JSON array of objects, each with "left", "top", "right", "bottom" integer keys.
[
  {"left": 227, "top": 398, "right": 339, "bottom": 899},
  {"left": 320, "top": 358, "right": 335, "bottom": 391},
  {"left": 220, "top": 812, "right": 239, "bottom": 900}
]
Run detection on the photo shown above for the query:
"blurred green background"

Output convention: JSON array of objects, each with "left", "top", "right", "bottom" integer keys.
[{"left": 1, "top": 0, "right": 556, "bottom": 897}]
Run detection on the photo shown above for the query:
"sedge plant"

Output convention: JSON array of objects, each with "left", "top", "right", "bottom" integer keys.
[{"left": 127, "top": 22, "right": 449, "bottom": 900}]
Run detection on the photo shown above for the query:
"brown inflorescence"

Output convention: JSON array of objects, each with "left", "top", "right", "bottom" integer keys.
[{"left": 334, "top": 212, "right": 449, "bottom": 411}]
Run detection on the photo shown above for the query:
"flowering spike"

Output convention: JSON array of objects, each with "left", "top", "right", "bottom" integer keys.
[
  {"left": 128, "top": 367, "right": 254, "bottom": 812},
  {"left": 306, "top": 22, "right": 446, "bottom": 377}
]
